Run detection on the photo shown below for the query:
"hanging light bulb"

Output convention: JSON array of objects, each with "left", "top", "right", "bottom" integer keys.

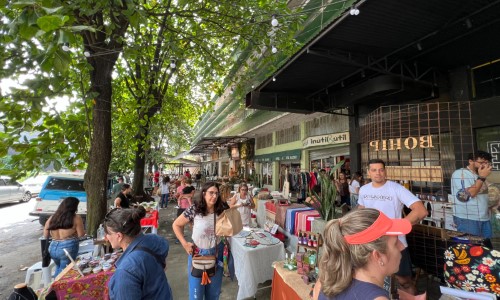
[
  {"left": 350, "top": 7, "right": 360, "bottom": 15},
  {"left": 62, "top": 43, "right": 70, "bottom": 51},
  {"left": 271, "top": 15, "right": 279, "bottom": 27},
  {"left": 271, "top": 46, "right": 278, "bottom": 54},
  {"left": 251, "top": 85, "right": 255, "bottom": 89},
  {"left": 272, "top": 77, "right": 276, "bottom": 82},
  {"left": 84, "top": 51, "right": 90, "bottom": 57},
  {"left": 170, "top": 59, "right": 176, "bottom": 69},
  {"left": 174, "top": 89, "right": 178, "bottom": 96}
]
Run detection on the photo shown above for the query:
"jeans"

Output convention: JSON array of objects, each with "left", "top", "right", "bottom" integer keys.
[
  {"left": 49, "top": 238, "right": 79, "bottom": 276},
  {"left": 187, "top": 242, "right": 224, "bottom": 300},
  {"left": 453, "top": 216, "right": 492, "bottom": 239},
  {"left": 160, "top": 193, "right": 169, "bottom": 208}
]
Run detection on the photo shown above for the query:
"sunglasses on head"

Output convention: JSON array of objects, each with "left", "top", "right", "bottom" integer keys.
[{"left": 104, "top": 208, "right": 127, "bottom": 228}]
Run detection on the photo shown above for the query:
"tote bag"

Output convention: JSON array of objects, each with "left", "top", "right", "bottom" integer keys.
[{"left": 216, "top": 208, "right": 243, "bottom": 236}]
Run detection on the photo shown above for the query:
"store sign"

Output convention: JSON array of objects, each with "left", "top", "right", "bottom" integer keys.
[
  {"left": 254, "top": 150, "right": 301, "bottom": 162},
  {"left": 487, "top": 141, "right": 500, "bottom": 171},
  {"left": 369, "top": 135, "right": 434, "bottom": 151},
  {"left": 302, "top": 132, "right": 350, "bottom": 148}
]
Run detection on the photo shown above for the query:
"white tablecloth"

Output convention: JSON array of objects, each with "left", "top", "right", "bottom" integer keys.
[{"left": 230, "top": 229, "right": 286, "bottom": 299}]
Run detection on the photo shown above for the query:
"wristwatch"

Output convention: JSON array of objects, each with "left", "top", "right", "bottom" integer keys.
[{"left": 477, "top": 176, "right": 486, "bottom": 182}]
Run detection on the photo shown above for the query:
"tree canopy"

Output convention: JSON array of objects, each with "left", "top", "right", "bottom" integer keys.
[{"left": 1, "top": 0, "right": 302, "bottom": 234}]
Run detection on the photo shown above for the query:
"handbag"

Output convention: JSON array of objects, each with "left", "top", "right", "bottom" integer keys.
[
  {"left": 190, "top": 213, "right": 218, "bottom": 285},
  {"left": 216, "top": 207, "right": 243, "bottom": 237}
]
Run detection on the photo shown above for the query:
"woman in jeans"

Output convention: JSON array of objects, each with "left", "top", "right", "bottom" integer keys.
[
  {"left": 160, "top": 175, "right": 171, "bottom": 209},
  {"left": 172, "top": 182, "right": 228, "bottom": 300},
  {"left": 43, "top": 197, "right": 85, "bottom": 276}
]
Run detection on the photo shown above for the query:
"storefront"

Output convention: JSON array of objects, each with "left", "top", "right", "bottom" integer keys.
[
  {"left": 254, "top": 149, "right": 301, "bottom": 191},
  {"left": 303, "top": 132, "right": 351, "bottom": 176}
]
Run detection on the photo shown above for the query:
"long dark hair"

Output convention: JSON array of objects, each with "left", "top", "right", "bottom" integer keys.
[
  {"left": 194, "top": 181, "right": 227, "bottom": 216},
  {"left": 47, "top": 197, "right": 79, "bottom": 230},
  {"left": 103, "top": 206, "right": 146, "bottom": 238},
  {"left": 162, "top": 175, "right": 170, "bottom": 185}
]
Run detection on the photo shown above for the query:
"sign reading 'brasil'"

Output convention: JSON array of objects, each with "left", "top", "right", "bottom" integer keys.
[
  {"left": 369, "top": 135, "right": 434, "bottom": 151},
  {"left": 302, "top": 132, "right": 350, "bottom": 148}
]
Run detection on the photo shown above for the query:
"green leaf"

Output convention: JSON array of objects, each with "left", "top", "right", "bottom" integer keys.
[
  {"left": 65, "top": 25, "right": 96, "bottom": 32},
  {"left": 42, "top": 6, "right": 64, "bottom": 14},
  {"left": 37, "top": 15, "right": 64, "bottom": 32},
  {"left": 19, "top": 24, "right": 39, "bottom": 39},
  {"left": 53, "top": 50, "right": 71, "bottom": 73},
  {"left": 11, "top": 0, "right": 35, "bottom": 8}
]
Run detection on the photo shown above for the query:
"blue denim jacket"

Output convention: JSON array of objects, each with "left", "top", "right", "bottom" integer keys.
[{"left": 109, "top": 234, "right": 173, "bottom": 300}]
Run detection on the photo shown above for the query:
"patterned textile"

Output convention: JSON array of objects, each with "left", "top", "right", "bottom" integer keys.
[
  {"left": 285, "top": 207, "right": 313, "bottom": 234},
  {"left": 50, "top": 268, "right": 114, "bottom": 300},
  {"left": 444, "top": 243, "right": 500, "bottom": 297},
  {"left": 294, "top": 210, "right": 321, "bottom": 235}
]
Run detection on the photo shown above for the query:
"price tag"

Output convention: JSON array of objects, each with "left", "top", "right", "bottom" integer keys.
[{"left": 271, "top": 224, "right": 279, "bottom": 234}]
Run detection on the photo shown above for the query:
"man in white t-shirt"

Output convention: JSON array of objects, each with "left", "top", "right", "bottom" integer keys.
[{"left": 358, "top": 159, "right": 427, "bottom": 295}]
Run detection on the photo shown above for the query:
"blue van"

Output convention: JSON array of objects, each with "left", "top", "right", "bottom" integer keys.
[{"left": 29, "top": 174, "right": 86, "bottom": 226}]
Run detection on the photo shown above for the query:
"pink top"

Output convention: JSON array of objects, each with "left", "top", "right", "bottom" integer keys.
[{"left": 178, "top": 195, "right": 192, "bottom": 209}]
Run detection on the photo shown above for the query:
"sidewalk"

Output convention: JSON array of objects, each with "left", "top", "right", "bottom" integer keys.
[{"left": 158, "top": 205, "right": 272, "bottom": 300}]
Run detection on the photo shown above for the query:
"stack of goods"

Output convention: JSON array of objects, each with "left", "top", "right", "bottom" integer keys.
[{"left": 77, "top": 252, "right": 121, "bottom": 275}]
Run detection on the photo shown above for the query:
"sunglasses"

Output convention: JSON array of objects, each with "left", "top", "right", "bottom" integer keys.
[{"left": 104, "top": 208, "right": 127, "bottom": 229}]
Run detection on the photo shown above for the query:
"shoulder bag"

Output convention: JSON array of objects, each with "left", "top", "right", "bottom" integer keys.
[
  {"left": 216, "top": 207, "right": 243, "bottom": 237},
  {"left": 191, "top": 212, "right": 217, "bottom": 285}
]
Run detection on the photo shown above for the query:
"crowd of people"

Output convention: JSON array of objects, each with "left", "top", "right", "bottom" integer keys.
[{"left": 36, "top": 150, "right": 497, "bottom": 300}]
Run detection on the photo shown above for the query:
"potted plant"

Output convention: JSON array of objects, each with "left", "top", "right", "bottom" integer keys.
[{"left": 306, "top": 161, "right": 344, "bottom": 234}]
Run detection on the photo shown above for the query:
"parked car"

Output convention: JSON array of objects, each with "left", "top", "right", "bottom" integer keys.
[
  {"left": 0, "top": 176, "right": 32, "bottom": 204},
  {"left": 20, "top": 175, "right": 49, "bottom": 197},
  {"left": 30, "top": 173, "right": 117, "bottom": 226}
]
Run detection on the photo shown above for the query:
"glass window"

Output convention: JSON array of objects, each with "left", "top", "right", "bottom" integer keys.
[
  {"left": 476, "top": 126, "right": 500, "bottom": 181},
  {"left": 45, "top": 178, "right": 85, "bottom": 191},
  {"left": 262, "top": 163, "right": 273, "bottom": 185}
]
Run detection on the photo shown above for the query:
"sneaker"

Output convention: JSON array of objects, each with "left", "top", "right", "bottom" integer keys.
[
  {"left": 174, "top": 205, "right": 180, "bottom": 209},
  {"left": 175, "top": 240, "right": 180, "bottom": 244}
]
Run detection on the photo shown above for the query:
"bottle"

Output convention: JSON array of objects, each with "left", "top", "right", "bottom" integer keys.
[
  {"left": 313, "top": 235, "right": 318, "bottom": 247},
  {"left": 298, "top": 231, "right": 303, "bottom": 245},
  {"left": 97, "top": 224, "right": 105, "bottom": 240},
  {"left": 308, "top": 234, "right": 313, "bottom": 247},
  {"left": 303, "top": 233, "right": 308, "bottom": 246}
]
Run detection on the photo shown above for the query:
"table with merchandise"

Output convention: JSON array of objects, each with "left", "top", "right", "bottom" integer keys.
[{"left": 230, "top": 228, "right": 285, "bottom": 299}]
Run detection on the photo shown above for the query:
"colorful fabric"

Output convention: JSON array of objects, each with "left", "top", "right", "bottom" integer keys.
[
  {"left": 275, "top": 204, "right": 306, "bottom": 229},
  {"left": 444, "top": 243, "right": 500, "bottom": 297},
  {"left": 51, "top": 268, "right": 114, "bottom": 300},
  {"left": 294, "top": 210, "right": 320, "bottom": 235},
  {"left": 285, "top": 207, "right": 313, "bottom": 234}
]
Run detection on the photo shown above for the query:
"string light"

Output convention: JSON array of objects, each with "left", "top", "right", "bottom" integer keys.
[
  {"left": 62, "top": 43, "right": 70, "bottom": 51},
  {"left": 84, "top": 51, "right": 91, "bottom": 57},
  {"left": 349, "top": 7, "right": 360, "bottom": 15},
  {"left": 271, "top": 46, "right": 278, "bottom": 54},
  {"left": 271, "top": 15, "right": 279, "bottom": 27},
  {"left": 272, "top": 77, "right": 276, "bottom": 81},
  {"left": 170, "top": 59, "right": 176, "bottom": 69},
  {"left": 251, "top": 85, "right": 255, "bottom": 89},
  {"left": 174, "top": 89, "right": 178, "bottom": 96}
]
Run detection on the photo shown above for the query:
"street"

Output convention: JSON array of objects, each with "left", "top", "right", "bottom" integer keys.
[{"left": 0, "top": 198, "right": 42, "bottom": 298}]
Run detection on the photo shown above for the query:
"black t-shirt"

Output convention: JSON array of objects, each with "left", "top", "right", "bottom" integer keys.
[{"left": 117, "top": 192, "right": 131, "bottom": 208}]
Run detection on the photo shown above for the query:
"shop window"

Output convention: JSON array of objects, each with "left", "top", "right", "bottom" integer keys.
[
  {"left": 256, "top": 133, "right": 273, "bottom": 149},
  {"left": 276, "top": 125, "right": 300, "bottom": 145},
  {"left": 472, "top": 59, "right": 500, "bottom": 100},
  {"left": 261, "top": 163, "right": 273, "bottom": 185}
]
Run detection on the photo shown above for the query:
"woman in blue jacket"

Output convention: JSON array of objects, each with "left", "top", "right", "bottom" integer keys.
[{"left": 104, "top": 206, "right": 173, "bottom": 300}]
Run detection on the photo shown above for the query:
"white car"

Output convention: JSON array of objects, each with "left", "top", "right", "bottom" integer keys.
[
  {"left": 0, "top": 176, "right": 32, "bottom": 204},
  {"left": 20, "top": 175, "right": 48, "bottom": 197}
]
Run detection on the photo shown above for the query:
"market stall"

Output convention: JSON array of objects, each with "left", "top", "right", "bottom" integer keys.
[{"left": 230, "top": 229, "right": 285, "bottom": 299}]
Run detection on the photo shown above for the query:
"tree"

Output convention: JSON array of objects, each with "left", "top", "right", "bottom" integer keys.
[{"left": 1, "top": 0, "right": 301, "bottom": 235}]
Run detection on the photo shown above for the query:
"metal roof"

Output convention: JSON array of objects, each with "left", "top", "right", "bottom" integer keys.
[
  {"left": 247, "top": 0, "right": 500, "bottom": 113},
  {"left": 189, "top": 136, "right": 253, "bottom": 154}
]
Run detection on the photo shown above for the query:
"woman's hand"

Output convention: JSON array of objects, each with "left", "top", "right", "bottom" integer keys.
[{"left": 183, "top": 241, "right": 194, "bottom": 255}]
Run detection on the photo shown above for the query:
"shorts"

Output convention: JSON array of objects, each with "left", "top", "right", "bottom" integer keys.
[{"left": 396, "top": 247, "right": 413, "bottom": 277}]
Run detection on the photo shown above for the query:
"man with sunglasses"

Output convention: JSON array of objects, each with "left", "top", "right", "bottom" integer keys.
[{"left": 451, "top": 150, "right": 493, "bottom": 239}]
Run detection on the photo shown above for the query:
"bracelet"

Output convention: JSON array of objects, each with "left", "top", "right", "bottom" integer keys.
[{"left": 477, "top": 177, "right": 486, "bottom": 182}]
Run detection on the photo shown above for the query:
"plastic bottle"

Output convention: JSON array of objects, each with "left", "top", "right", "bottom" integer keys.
[{"left": 97, "top": 224, "right": 105, "bottom": 240}]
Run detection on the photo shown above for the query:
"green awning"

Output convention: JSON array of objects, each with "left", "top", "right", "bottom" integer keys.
[{"left": 254, "top": 149, "right": 301, "bottom": 162}]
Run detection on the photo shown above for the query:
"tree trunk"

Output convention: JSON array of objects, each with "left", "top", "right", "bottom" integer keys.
[
  {"left": 132, "top": 132, "right": 147, "bottom": 197},
  {"left": 84, "top": 56, "right": 116, "bottom": 237}
]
